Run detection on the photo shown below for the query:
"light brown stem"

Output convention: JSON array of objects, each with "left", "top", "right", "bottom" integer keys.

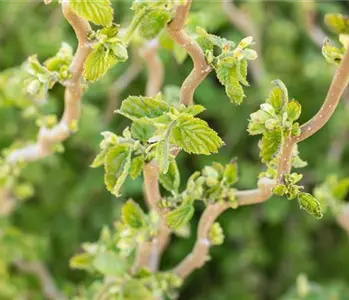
[
  {"left": 14, "top": 260, "right": 65, "bottom": 300},
  {"left": 297, "top": 46, "right": 349, "bottom": 142},
  {"left": 7, "top": 2, "right": 91, "bottom": 164},
  {"left": 167, "top": 0, "right": 212, "bottom": 106},
  {"left": 337, "top": 204, "right": 349, "bottom": 236},
  {"left": 222, "top": 0, "right": 265, "bottom": 83}
]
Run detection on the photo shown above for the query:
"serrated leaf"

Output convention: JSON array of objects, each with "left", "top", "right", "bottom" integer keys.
[
  {"left": 166, "top": 203, "right": 195, "bottom": 230},
  {"left": 180, "top": 104, "right": 206, "bottom": 116},
  {"left": 93, "top": 251, "right": 127, "bottom": 276},
  {"left": 90, "top": 148, "right": 108, "bottom": 168},
  {"left": 155, "top": 140, "right": 170, "bottom": 173},
  {"left": 104, "top": 145, "right": 131, "bottom": 196},
  {"left": 83, "top": 47, "right": 118, "bottom": 82},
  {"left": 287, "top": 100, "right": 301, "bottom": 122},
  {"left": 267, "top": 86, "right": 284, "bottom": 114},
  {"left": 131, "top": 119, "right": 156, "bottom": 142},
  {"left": 223, "top": 162, "right": 238, "bottom": 185},
  {"left": 236, "top": 59, "right": 248, "bottom": 86},
  {"left": 118, "top": 95, "right": 170, "bottom": 120},
  {"left": 298, "top": 192, "right": 323, "bottom": 219},
  {"left": 260, "top": 127, "right": 283, "bottom": 163},
  {"left": 70, "top": 0, "right": 113, "bottom": 27},
  {"left": 226, "top": 79, "right": 245, "bottom": 105},
  {"left": 138, "top": 9, "right": 171, "bottom": 40},
  {"left": 122, "top": 199, "right": 145, "bottom": 228},
  {"left": 159, "top": 160, "right": 180, "bottom": 193},
  {"left": 170, "top": 114, "right": 224, "bottom": 155},
  {"left": 129, "top": 155, "right": 145, "bottom": 179}
]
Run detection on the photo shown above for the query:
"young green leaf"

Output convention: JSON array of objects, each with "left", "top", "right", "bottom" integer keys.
[
  {"left": 93, "top": 251, "right": 127, "bottom": 276},
  {"left": 131, "top": 119, "right": 156, "bottom": 142},
  {"left": 129, "top": 155, "right": 145, "bottom": 179},
  {"left": 180, "top": 105, "right": 206, "bottom": 116},
  {"left": 170, "top": 114, "right": 224, "bottom": 155},
  {"left": 287, "top": 100, "right": 301, "bottom": 122},
  {"left": 325, "top": 13, "right": 349, "bottom": 35},
  {"left": 69, "top": 0, "right": 113, "bottom": 27},
  {"left": 138, "top": 9, "right": 171, "bottom": 40},
  {"left": 223, "top": 162, "right": 238, "bottom": 185},
  {"left": 260, "top": 127, "right": 283, "bottom": 163},
  {"left": 267, "top": 86, "right": 285, "bottom": 114},
  {"left": 104, "top": 145, "right": 131, "bottom": 196},
  {"left": 155, "top": 140, "right": 170, "bottom": 173},
  {"left": 121, "top": 199, "right": 146, "bottom": 229},
  {"left": 159, "top": 160, "right": 180, "bottom": 193},
  {"left": 298, "top": 192, "right": 323, "bottom": 219},
  {"left": 208, "top": 222, "right": 224, "bottom": 246},
  {"left": 117, "top": 95, "right": 170, "bottom": 120},
  {"left": 90, "top": 148, "right": 108, "bottom": 168},
  {"left": 83, "top": 47, "right": 118, "bottom": 82},
  {"left": 166, "top": 203, "right": 195, "bottom": 230}
]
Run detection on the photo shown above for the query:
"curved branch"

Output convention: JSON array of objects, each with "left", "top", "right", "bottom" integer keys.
[
  {"left": 297, "top": 46, "right": 349, "bottom": 142},
  {"left": 167, "top": 0, "right": 212, "bottom": 106},
  {"left": 7, "top": 3, "right": 92, "bottom": 164}
]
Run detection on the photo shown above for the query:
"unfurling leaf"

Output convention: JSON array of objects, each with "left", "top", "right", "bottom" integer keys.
[
  {"left": 159, "top": 160, "right": 180, "bottom": 193},
  {"left": 104, "top": 145, "right": 131, "bottom": 196},
  {"left": 260, "top": 127, "right": 283, "bottom": 163},
  {"left": 139, "top": 9, "right": 171, "bottom": 40},
  {"left": 267, "top": 85, "right": 285, "bottom": 114},
  {"left": 69, "top": 0, "right": 113, "bottom": 27},
  {"left": 322, "top": 38, "right": 344, "bottom": 65},
  {"left": 298, "top": 192, "right": 323, "bottom": 219},
  {"left": 223, "top": 162, "right": 238, "bottom": 185},
  {"left": 287, "top": 100, "right": 301, "bottom": 122},
  {"left": 155, "top": 140, "right": 170, "bottom": 173},
  {"left": 208, "top": 222, "right": 224, "bottom": 246},
  {"left": 170, "top": 114, "right": 224, "bottom": 155},
  {"left": 83, "top": 47, "right": 118, "bottom": 82},
  {"left": 117, "top": 95, "right": 170, "bottom": 120},
  {"left": 129, "top": 155, "right": 145, "bottom": 179},
  {"left": 122, "top": 199, "right": 145, "bottom": 228},
  {"left": 325, "top": 13, "right": 349, "bottom": 35},
  {"left": 166, "top": 203, "right": 195, "bottom": 230},
  {"left": 90, "top": 148, "right": 108, "bottom": 168}
]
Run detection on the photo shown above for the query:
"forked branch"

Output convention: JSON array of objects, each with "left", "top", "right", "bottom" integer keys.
[{"left": 7, "top": 2, "right": 91, "bottom": 164}]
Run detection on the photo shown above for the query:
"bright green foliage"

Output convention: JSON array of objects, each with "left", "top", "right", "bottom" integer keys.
[
  {"left": 196, "top": 28, "right": 257, "bottom": 104},
  {"left": 170, "top": 114, "right": 224, "bottom": 155},
  {"left": 84, "top": 25, "right": 128, "bottom": 82},
  {"left": 24, "top": 43, "right": 73, "bottom": 101},
  {"left": 298, "top": 193, "right": 323, "bottom": 219},
  {"left": 129, "top": 155, "right": 145, "bottom": 179},
  {"left": 139, "top": 9, "right": 171, "bottom": 40},
  {"left": 69, "top": 0, "right": 114, "bottom": 27},
  {"left": 325, "top": 13, "right": 349, "bottom": 35},
  {"left": 322, "top": 14, "right": 349, "bottom": 65},
  {"left": 166, "top": 203, "right": 195, "bottom": 230},
  {"left": 159, "top": 160, "right": 180, "bottom": 194},
  {"left": 208, "top": 222, "right": 224, "bottom": 246},
  {"left": 70, "top": 201, "right": 182, "bottom": 299},
  {"left": 314, "top": 175, "right": 349, "bottom": 215}
]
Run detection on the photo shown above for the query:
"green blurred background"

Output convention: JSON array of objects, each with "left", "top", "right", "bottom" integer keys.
[{"left": 1, "top": 1, "right": 349, "bottom": 299}]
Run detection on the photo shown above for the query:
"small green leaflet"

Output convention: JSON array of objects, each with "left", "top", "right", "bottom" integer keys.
[
  {"left": 170, "top": 114, "right": 224, "bottom": 155},
  {"left": 93, "top": 251, "right": 127, "bottom": 276},
  {"left": 208, "top": 222, "right": 224, "bottom": 246},
  {"left": 155, "top": 140, "right": 170, "bottom": 173},
  {"left": 180, "top": 105, "right": 206, "bottom": 116},
  {"left": 90, "top": 148, "right": 108, "bottom": 168},
  {"left": 223, "top": 162, "right": 238, "bottom": 185},
  {"left": 159, "top": 160, "right": 180, "bottom": 193},
  {"left": 104, "top": 145, "right": 131, "bottom": 197},
  {"left": 117, "top": 95, "right": 170, "bottom": 120},
  {"left": 266, "top": 84, "right": 286, "bottom": 114},
  {"left": 260, "top": 127, "right": 283, "bottom": 163},
  {"left": 121, "top": 199, "right": 145, "bottom": 229},
  {"left": 166, "top": 203, "right": 195, "bottom": 230},
  {"left": 83, "top": 47, "right": 118, "bottom": 82},
  {"left": 287, "top": 100, "right": 301, "bottom": 122},
  {"left": 69, "top": 0, "right": 113, "bottom": 27},
  {"left": 298, "top": 192, "right": 323, "bottom": 219},
  {"left": 138, "top": 9, "right": 171, "bottom": 40},
  {"left": 131, "top": 119, "right": 156, "bottom": 142},
  {"left": 129, "top": 155, "right": 145, "bottom": 179},
  {"left": 325, "top": 13, "right": 349, "bottom": 35}
]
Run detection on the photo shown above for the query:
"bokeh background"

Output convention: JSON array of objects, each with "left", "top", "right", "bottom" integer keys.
[{"left": 1, "top": 1, "right": 349, "bottom": 299}]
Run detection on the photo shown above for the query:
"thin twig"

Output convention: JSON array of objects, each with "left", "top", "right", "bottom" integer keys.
[
  {"left": 167, "top": 0, "right": 212, "bottom": 106},
  {"left": 14, "top": 260, "right": 66, "bottom": 300},
  {"left": 7, "top": 2, "right": 92, "bottom": 164}
]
